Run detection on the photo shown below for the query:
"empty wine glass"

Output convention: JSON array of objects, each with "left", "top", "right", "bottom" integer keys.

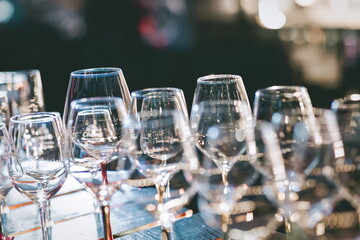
[
  {"left": 128, "top": 93, "right": 199, "bottom": 240},
  {"left": 130, "top": 87, "right": 190, "bottom": 200},
  {"left": 259, "top": 108, "right": 344, "bottom": 238},
  {"left": 66, "top": 96, "right": 133, "bottom": 240},
  {"left": 8, "top": 112, "right": 68, "bottom": 240},
  {"left": 0, "top": 123, "right": 11, "bottom": 239},
  {"left": 332, "top": 94, "right": 360, "bottom": 212},
  {"left": 192, "top": 74, "right": 251, "bottom": 112},
  {"left": 253, "top": 85, "right": 315, "bottom": 234},
  {"left": 63, "top": 67, "right": 131, "bottom": 164},
  {"left": 190, "top": 99, "right": 260, "bottom": 238},
  {"left": 0, "top": 70, "right": 45, "bottom": 116}
]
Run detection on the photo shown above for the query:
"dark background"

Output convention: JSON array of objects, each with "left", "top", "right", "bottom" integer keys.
[{"left": 0, "top": 0, "right": 359, "bottom": 114}]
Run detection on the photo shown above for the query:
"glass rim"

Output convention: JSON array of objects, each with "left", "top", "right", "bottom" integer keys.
[
  {"left": 255, "top": 85, "right": 308, "bottom": 99},
  {"left": 70, "top": 67, "right": 123, "bottom": 77},
  {"left": 131, "top": 87, "right": 184, "bottom": 98},
  {"left": 10, "top": 112, "right": 60, "bottom": 124},
  {"left": 332, "top": 94, "right": 360, "bottom": 110},
  {"left": 197, "top": 74, "right": 243, "bottom": 83},
  {"left": 70, "top": 96, "right": 125, "bottom": 107},
  {"left": 256, "top": 85, "right": 307, "bottom": 93}
]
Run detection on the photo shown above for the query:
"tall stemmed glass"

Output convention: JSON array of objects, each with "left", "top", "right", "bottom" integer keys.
[
  {"left": 190, "top": 100, "right": 258, "bottom": 236},
  {"left": 128, "top": 89, "right": 199, "bottom": 239},
  {"left": 253, "top": 85, "right": 315, "bottom": 235},
  {"left": 63, "top": 67, "right": 131, "bottom": 162},
  {"left": 332, "top": 94, "right": 360, "bottom": 212},
  {"left": 130, "top": 87, "right": 189, "bottom": 199},
  {"left": 0, "top": 123, "right": 12, "bottom": 239},
  {"left": 66, "top": 96, "right": 132, "bottom": 240},
  {"left": 0, "top": 70, "right": 45, "bottom": 115},
  {"left": 8, "top": 112, "right": 68, "bottom": 240},
  {"left": 258, "top": 108, "right": 344, "bottom": 238}
]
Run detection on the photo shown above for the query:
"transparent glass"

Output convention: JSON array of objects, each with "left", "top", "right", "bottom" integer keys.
[
  {"left": 127, "top": 103, "right": 199, "bottom": 239},
  {"left": 66, "top": 96, "right": 133, "bottom": 240},
  {"left": 190, "top": 99, "right": 270, "bottom": 238},
  {"left": 258, "top": 109, "right": 343, "bottom": 238},
  {"left": 192, "top": 74, "right": 251, "bottom": 112},
  {"left": 8, "top": 112, "right": 68, "bottom": 240},
  {"left": 0, "top": 123, "right": 11, "bottom": 239},
  {"left": 332, "top": 94, "right": 360, "bottom": 210},
  {"left": 63, "top": 67, "right": 131, "bottom": 167},
  {"left": 0, "top": 70, "right": 45, "bottom": 116}
]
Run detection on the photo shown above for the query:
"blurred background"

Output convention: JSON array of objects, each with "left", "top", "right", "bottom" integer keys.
[{"left": 0, "top": 0, "right": 359, "bottom": 113}]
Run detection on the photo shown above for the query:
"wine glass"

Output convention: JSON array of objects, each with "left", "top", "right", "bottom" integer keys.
[
  {"left": 331, "top": 94, "right": 360, "bottom": 213},
  {"left": 0, "top": 123, "right": 12, "bottom": 239},
  {"left": 0, "top": 70, "right": 45, "bottom": 116},
  {"left": 8, "top": 112, "right": 68, "bottom": 240},
  {"left": 130, "top": 87, "right": 189, "bottom": 199},
  {"left": 66, "top": 96, "right": 133, "bottom": 240},
  {"left": 190, "top": 99, "right": 259, "bottom": 237},
  {"left": 192, "top": 74, "right": 251, "bottom": 111},
  {"left": 128, "top": 90, "right": 199, "bottom": 239},
  {"left": 258, "top": 108, "right": 343, "bottom": 238},
  {"left": 253, "top": 85, "right": 315, "bottom": 234},
  {"left": 63, "top": 67, "right": 131, "bottom": 164},
  {"left": 0, "top": 91, "right": 10, "bottom": 125}
]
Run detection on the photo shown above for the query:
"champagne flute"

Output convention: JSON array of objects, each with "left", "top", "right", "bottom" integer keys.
[
  {"left": 66, "top": 96, "right": 132, "bottom": 240},
  {"left": 0, "top": 123, "right": 12, "bottom": 239},
  {"left": 8, "top": 112, "right": 68, "bottom": 240}
]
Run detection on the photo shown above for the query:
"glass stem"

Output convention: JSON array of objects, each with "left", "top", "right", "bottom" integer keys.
[
  {"left": 156, "top": 184, "right": 166, "bottom": 204},
  {"left": 100, "top": 202, "right": 113, "bottom": 240},
  {"left": 38, "top": 200, "right": 50, "bottom": 240},
  {"left": 285, "top": 215, "right": 292, "bottom": 240},
  {"left": 222, "top": 172, "right": 229, "bottom": 195}
]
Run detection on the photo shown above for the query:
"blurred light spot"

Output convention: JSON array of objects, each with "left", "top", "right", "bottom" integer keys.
[
  {"left": 316, "top": 222, "right": 325, "bottom": 236},
  {"left": 295, "top": 0, "right": 317, "bottom": 7},
  {"left": 258, "top": 0, "right": 286, "bottom": 29},
  {"left": 235, "top": 129, "right": 245, "bottom": 142},
  {"left": 208, "top": 126, "right": 219, "bottom": 139},
  {"left": 146, "top": 204, "right": 156, "bottom": 212},
  {"left": 246, "top": 212, "right": 254, "bottom": 222},
  {"left": 350, "top": 94, "right": 360, "bottom": 101},
  {"left": 0, "top": 0, "right": 14, "bottom": 23}
]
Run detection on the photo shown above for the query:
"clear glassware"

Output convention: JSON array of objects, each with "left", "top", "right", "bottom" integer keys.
[
  {"left": 0, "top": 123, "right": 12, "bottom": 239},
  {"left": 66, "top": 96, "right": 133, "bottom": 240},
  {"left": 190, "top": 99, "right": 266, "bottom": 238},
  {"left": 0, "top": 91, "right": 11, "bottom": 125},
  {"left": 331, "top": 94, "right": 360, "bottom": 210},
  {"left": 0, "top": 70, "right": 45, "bottom": 116},
  {"left": 252, "top": 85, "right": 315, "bottom": 235},
  {"left": 127, "top": 93, "right": 199, "bottom": 240},
  {"left": 258, "top": 108, "right": 344, "bottom": 238},
  {"left": 8, "top": 112, "right": 68, "bottom": 240},
  {"left": 192, "top": 74, "right": 251, "bottom": 112},
  {"left": 253, "top": 85, "right": 314, "bottom": 124},
  {"left": 129, "top": 87, "right": 190, "bottom": 201},
  {"left": 63, "top": 67, "right": 131, "bottom": 164}
]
